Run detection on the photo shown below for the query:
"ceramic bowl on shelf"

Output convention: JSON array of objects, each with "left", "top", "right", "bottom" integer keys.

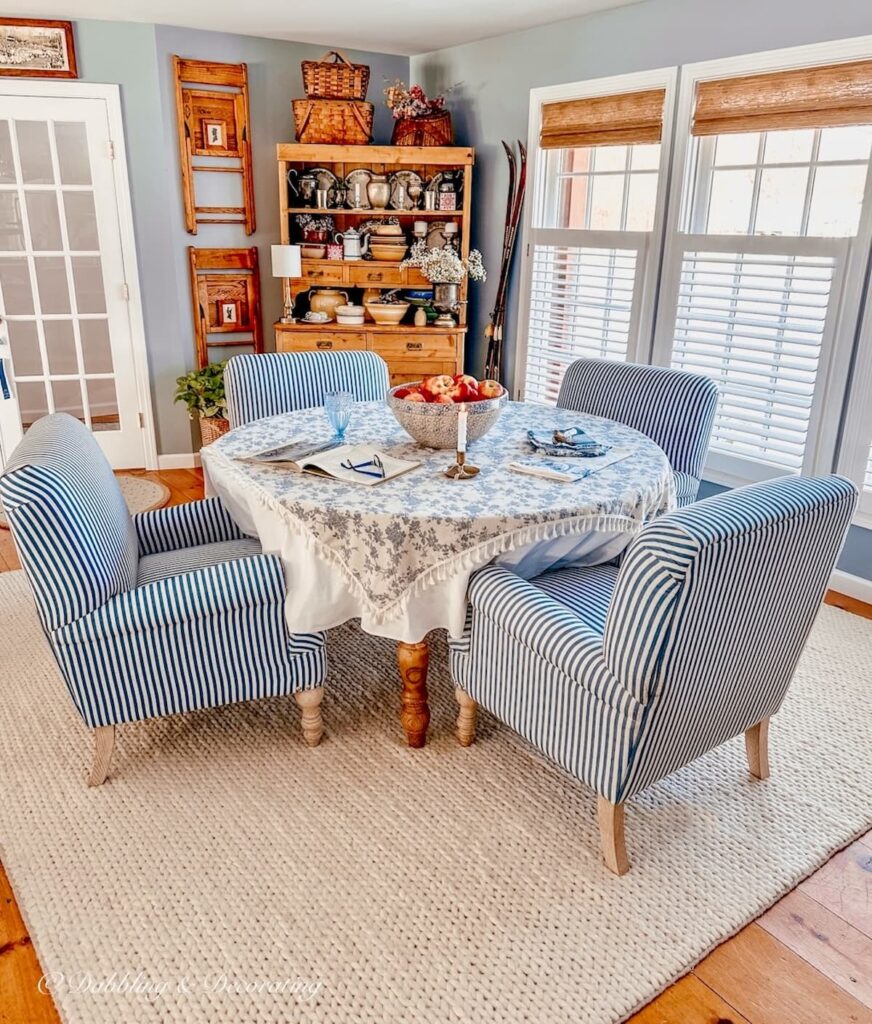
[
  {"left": 387, "top": 382, "right": 508, "bottom": 449},
  {"left": 335, "top": 303, "right": 366, "bottom": 326},
  {"left": 369, "top": 243, "right": 408, "bottom": 263},
  {"left": 301, "top": 242, "right": 327, "bottom": 259},
  {"left": 364, "top": 301, "right": 410, "bottom": 325}
]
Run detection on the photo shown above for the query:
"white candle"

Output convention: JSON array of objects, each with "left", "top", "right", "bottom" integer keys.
[{"left": 457, "top": 404, "right": 468, "bottom": 454}]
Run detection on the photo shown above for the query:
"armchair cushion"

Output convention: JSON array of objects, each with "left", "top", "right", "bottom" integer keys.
[
  {"left": 529, "top": 563, "right": 619, "bottom": 634},
  {"left": 672, "top": 471, "right": 700, "bottom": 508},
  {"left": 134, "top": 497, "right": 246, "bottom": 556},
  {"left": 137, "top": 538, "right": 262, "bottom": 586}
]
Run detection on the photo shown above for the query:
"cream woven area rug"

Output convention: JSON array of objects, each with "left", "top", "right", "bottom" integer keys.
[{"left": 0, "top": 570, "right": 870, "bottom": 1024}]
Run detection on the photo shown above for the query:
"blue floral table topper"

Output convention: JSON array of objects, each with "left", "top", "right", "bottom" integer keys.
[{"left": 203, "top": 401, "right": 675, "bottom": 622}]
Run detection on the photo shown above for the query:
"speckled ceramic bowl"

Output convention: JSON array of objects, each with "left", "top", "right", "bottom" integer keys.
[{"left": 387, "top": 382, "right": 508, "bottom": 449}]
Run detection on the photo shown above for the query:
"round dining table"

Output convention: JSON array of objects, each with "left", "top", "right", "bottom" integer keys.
[{"left": 201, "top": 400, "right": 674, "bottom": 747}]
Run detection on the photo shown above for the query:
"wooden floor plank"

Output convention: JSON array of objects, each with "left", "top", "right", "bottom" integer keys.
[
  {"left": 758, "top": 888, "right": 872, "bottom": 1008},
  {"left": 800, "top": 842, "right": 872, "bottom": 940},
  {"left": 0, "top": 866, "right": 59, "bottom": 1024},
  {"left": 825, "top": 590, "right": 872, "bottom": 620},
  {"left": 694, "top": 922, "right": 872, "bottom": 1024},
  {"left": 627, "top": 973, "right": 750, "bottom": 1023}
]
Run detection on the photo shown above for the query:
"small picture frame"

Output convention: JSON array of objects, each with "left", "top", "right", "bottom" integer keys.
[
  {"left": 0, "top": 19, "right": 77, "bottom": 78},
  {"left": 203, "top": 120, "right": 227, "bottom": 150},
  {"left": 219, "top": 301, "right": 239, "bottom": 326}
]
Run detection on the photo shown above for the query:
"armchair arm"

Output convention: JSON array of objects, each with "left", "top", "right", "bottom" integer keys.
[
  {"left": 468, "top": 566, "right": 638, "bottom": 715},
  {"left": 55, "top": 553, "right": 285, "bottom": 645},
  {"left": 133, "top": 497, "right": 246, "bottom": 556}
]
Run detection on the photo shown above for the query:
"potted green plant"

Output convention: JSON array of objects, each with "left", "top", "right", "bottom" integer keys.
[{"left": 174, "top": 360, "right": 230, "bottom": 445}]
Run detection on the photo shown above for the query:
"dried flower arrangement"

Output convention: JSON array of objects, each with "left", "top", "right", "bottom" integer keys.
[
  {"left": 401, "top": 242, "right": 487, "bottom": 284},
  {"left": 384, "top": 80, "right": 456, "bottom": 121},
  {"left": 295, "top": 214, "right": 335, "bottom": 233}
]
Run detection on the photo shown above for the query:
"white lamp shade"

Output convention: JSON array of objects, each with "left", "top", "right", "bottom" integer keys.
[{"left": 271, "top": 244, "right": 302, "bottom": 278}]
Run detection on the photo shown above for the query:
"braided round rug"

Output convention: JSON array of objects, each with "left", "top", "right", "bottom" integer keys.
[
  {"left": 0, "top": 473, "right": 170, "bottom": 529},
  {"left": 0, "top": 569, "right": 869, "bottom": 1023}
]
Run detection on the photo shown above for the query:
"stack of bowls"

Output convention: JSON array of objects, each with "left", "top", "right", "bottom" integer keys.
[
  {"left": 335, "top": 303, "right": 366, "bottom": 326},
  {"left": 369, "top": 224, "right": 408, "bottom": 263}
]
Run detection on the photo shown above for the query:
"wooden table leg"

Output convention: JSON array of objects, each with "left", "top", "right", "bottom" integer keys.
[{"left": 397, "top": 640, "right": 430, "bottom": 748}]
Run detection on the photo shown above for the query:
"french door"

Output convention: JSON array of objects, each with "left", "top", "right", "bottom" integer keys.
[{"left": 0, "top": 90, "right": 149, "bottom": 468}]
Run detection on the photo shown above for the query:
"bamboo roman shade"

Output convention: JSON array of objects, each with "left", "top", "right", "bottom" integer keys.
[
  {"left": 539, "top": 88, "right": 666, "bottom": 149},
  {"left": 693, "top": 59, "right": 872, "bottom": 136}
]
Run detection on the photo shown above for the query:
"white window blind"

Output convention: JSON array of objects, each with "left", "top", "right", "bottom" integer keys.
[
  {"left": 671, "top": 244, "right": 840, "bottom": 472},
  {"left": 524, "top": 240, "right": 641, "bottom": 403}
]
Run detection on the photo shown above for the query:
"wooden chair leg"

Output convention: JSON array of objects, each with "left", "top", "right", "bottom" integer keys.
[
  {"left": 455, "top": 687, "right": 477, "bottom": 746},
  {"left": 597, "top": 795, "right": 630, "bottom": 876},
  {"left": 87, "top": 725, "right": 115, "bottom": 787},
  {"left": 745, "top": 717, "right": 770, "bottom": 780},
  {"left": 295, "top": 687, "right": 324, "bottom": 747}
]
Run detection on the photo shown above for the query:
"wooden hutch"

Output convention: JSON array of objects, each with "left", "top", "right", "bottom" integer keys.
[{"left": 275, "top": 144, "right": 474, "bottom": 385}]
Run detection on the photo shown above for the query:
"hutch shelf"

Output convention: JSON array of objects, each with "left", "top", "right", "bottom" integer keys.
[{"left": 275, "top": 143, "right": 474, "bottom": 384}]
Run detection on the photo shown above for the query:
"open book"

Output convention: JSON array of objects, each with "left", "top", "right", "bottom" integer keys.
[
  {"left": 238, "top": 440, "right": 420, "bottom": 486},
  {"left": 508, "top": 447, "right": 633, "bottom": 483}
]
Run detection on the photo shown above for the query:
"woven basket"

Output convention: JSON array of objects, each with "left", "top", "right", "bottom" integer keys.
[
  {"left": 391, "top": 112, "right": 453, "bottom": 147},
  {"left": 302, "top": 50, "right": 370, "bottom": 101},
  {"left": 293, "top": 99, "right": 373, "bottom": 145},
  {"left": 199, "top": 415, "right": 230, "bottom": 446}
]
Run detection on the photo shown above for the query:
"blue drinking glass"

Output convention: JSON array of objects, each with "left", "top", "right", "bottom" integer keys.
[{"left": 325, "top": 390, "right": 354, "bottom": 441}]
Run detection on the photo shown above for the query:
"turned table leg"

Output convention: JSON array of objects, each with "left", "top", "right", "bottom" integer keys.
[{"left": 397, "top": 640, "right": 430, "bottom": 748}]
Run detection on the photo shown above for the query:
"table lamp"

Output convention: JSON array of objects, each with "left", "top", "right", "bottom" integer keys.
[{"left": 271, "top": 244, "right": 302, "bottom": 323}]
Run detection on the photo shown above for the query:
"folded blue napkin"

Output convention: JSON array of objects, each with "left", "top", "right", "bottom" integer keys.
[{"left": 527, "top": 428, "right": 611, "bottom": 458}]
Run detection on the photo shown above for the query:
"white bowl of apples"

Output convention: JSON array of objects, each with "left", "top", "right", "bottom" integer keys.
[{"left": 387, "top": 374, "right": 508, "bottom": 449}]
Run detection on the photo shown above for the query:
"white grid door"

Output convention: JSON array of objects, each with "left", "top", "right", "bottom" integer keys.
[{"left": 0, "top": 93, "right": 144, "bottom": 468}]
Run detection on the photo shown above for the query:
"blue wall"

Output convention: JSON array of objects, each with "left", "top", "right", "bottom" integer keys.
[
  {"left": 74, "top": 20, "right": 406, "bottom": 455},
  {"left": 412, "top": 0, "right": 872, "bottom": 582}
]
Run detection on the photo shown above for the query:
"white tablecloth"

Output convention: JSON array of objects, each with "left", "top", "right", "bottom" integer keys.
[{"left": 202, "top": 401, "right": 674, "bottom": 643}]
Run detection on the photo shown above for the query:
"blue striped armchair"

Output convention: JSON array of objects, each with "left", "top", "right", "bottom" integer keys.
[
  {"left": 224, "top": 350, "right": 390, "bottom": 428},
  {"left": 557, "top": 359, "right": 719, "bottom": 507},
  {"left": 0, "top": 414, "right": 327, "bottom": 786},
  {"left": 450, "top": 475, "right": 857, "bottom": 873}
]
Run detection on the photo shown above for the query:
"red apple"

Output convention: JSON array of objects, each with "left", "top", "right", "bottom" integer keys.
[
  {"left": 447, "top": 380, "right": 478, "bottom": 402},
  {"left": 478, "top": 379, "right": 504, "bottom": 399},
  {"left": 394, "top": 387, "right": 412, "bottom": 399},
  {"left": 403, "top": 392, "right": 427, "bottom": 403},
  {"left": 419, "top": 374, "right": 455, "bottom": 401},
  {"left": 454, "top": 373, "right": 479, "bottom": 389},
  {"left": 432, "top": 394, "right": 454, "bottom": 405}
]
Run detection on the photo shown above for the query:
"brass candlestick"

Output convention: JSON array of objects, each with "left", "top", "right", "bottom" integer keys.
[{"left": 444, "top": 451, "right": 480, "bottom": 479}]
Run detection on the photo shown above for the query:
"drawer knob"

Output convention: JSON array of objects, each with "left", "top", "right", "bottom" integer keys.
[
  {"left": 369, "top": 272, "right": 383, "bottom": 281},
  {"left": 316, "top": 340, "right": 333, "bottom": 350},
  {"left": 406, "top": 342, "right": 423, "bottom": 351}
]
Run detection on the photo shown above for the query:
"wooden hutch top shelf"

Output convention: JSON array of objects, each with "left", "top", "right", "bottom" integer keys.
[{"left": 276, "top": 144, "right": 474, "bottom": 166}]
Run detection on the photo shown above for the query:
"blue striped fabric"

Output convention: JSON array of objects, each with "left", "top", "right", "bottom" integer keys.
[
  {"left": 452, "top": 475, "right": 856, "bottom": 804},
  {"left": 557, "top": 359, "right": 719, "bottom": 505},
  {"left": 225, "top": 350, "right": 390, "bottom": 428},
  {"left": 0, "top": 414, "right": 326, "bottom": 729},
  {"left": 134, "top": 497, "right": 246, "bottom": 555},
  {"left": 137, "top": 538, "right": 262, "bottom": 586}
]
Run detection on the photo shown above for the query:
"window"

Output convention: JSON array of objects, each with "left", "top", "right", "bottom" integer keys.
[
  {"left": 518, "top": 39, "right": 872, "bottom": 506},
  {"left": 517, "top": 71, "right": 675, "bottom": 404}
]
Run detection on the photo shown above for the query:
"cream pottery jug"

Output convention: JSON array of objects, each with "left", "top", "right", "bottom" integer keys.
[
  {"left": 308, "top": 287, "right": 349, "bottom": 321},
  {"left": 366, "top": 174, "right": 390, "bottom": 210},
  {"left": 334, "top": 226, "right": 369, "bottom": 261}
]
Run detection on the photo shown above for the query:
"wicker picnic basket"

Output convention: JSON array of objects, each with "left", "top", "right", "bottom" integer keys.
[
  {"left": 198, "top": 416, "right": 229, "bottom": 446},
  {"left": 292, "top": 98, "right": 373, "bottom": 145},
  {"left": 301, "top": 50, "right": 370, "bottom": 101}
]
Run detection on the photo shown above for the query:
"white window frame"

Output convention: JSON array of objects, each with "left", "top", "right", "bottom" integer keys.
[
  {"left": 652, "top": 36, "right": 872, "bottom": 489},
  {"left": 838, "top": 271, "right": 872, "bottom": 526},
  {"left": 513, "top": 67, "right": 678, "bottom": 400}
]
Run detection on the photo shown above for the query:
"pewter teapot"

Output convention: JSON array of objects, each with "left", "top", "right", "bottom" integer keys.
[{"left": 334, "top": 226, "right": 369, "bottom": 261}]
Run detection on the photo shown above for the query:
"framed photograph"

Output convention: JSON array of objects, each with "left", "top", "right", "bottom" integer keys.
[
  {"left": 203, "top": 120, "right": 227, "bottom": 150},
  {"left": 219, "top": 301, "right": 239, "bottom": 326},
  {"left": 0, "top": 19, "right": 77, "bottom": 79}
]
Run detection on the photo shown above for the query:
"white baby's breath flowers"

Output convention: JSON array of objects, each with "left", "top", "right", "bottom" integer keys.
[{"left": 401, "top": 243, "right": 487, "bottom": 284}]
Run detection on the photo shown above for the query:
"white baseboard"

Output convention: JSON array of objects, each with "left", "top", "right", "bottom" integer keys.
[
  {"left": 157, "top": 452, "right": 202, "bottom": 470},
  {"left": 830, "top": 569, "right": 872, "bottom": 605}
]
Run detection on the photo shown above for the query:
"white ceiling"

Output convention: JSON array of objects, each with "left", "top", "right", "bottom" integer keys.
[{"left": 10, "top": 0, "right": 641, "bottom": 56}]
